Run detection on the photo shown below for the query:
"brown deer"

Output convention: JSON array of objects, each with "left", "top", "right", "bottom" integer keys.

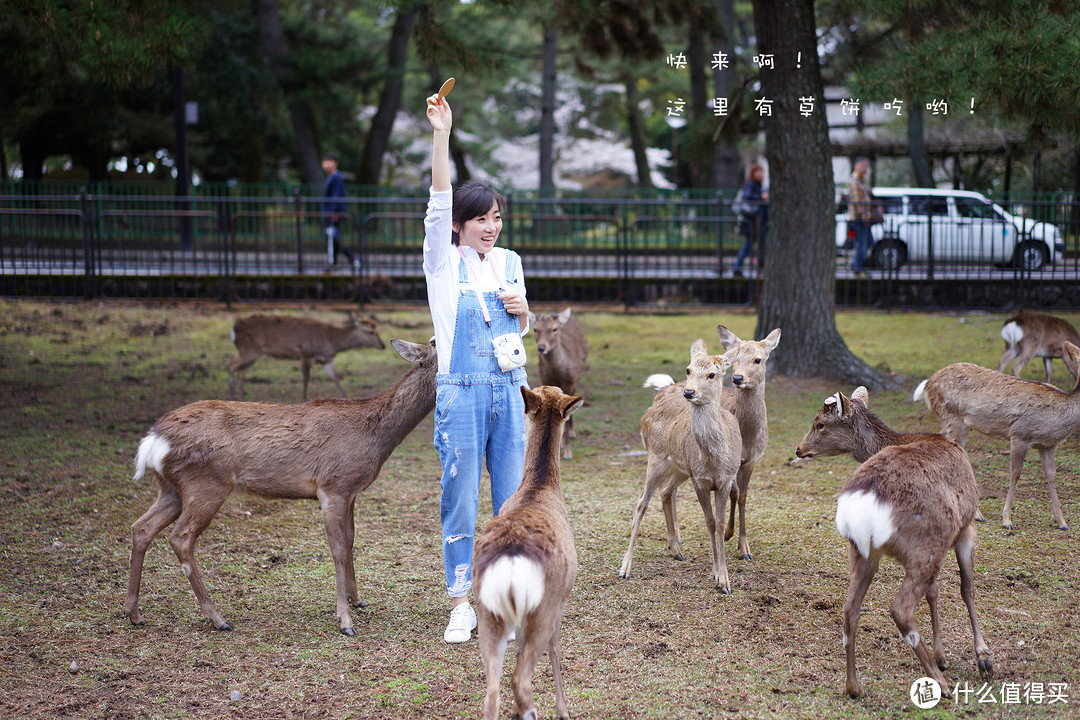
[
  {"left": 125, "top": 338, "right": 437, "bottom": 636},
  {"left": 914, "top": 344, "right": 1080, "bottom": 530},
  {"left": 998, "top": 311, "right": 1080, "bottom": 384},
  {"left": 619, "top": 339, "right": 742, "bottom": 592},
  {"left": 474, "top": 386, "right": 582, "bottom": 720},
  {"left": 797, "top": 388, "right": 993, "bottom": 699},
  {"left": 227, "top": 313, "right": 385, "bottom": 401},
  {"left": 528, "top": 308, "right": 589, "bottom": 461},
  {"left": 639, "top": 325, "right": 781, "bottom": 562}
]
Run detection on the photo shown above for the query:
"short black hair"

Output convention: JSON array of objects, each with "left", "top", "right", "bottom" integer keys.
[
  {"left": 451, "top": 181, "right": 506, "bottom": 245},
  {"left": 322, "top": 152, "right": 339, "bottom": 163}
]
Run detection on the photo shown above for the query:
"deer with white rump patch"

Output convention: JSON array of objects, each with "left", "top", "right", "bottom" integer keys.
[
  {"left": 998, "top": 311, "right": 1080, "bottom": 384},
  {"left": 227, "top": 313, "right": 385, "bottom": 401},
  {"left": 619, "top": 339, "right": 742, "bottom": 592},
  {"left": 474, "top": 385, "right": 582, "bottom": 720},
  {"left": 796, "top": 388, "right": 993, "bottom": 699},
  {"left": 528, "top": 308, "right": 589, "bottom": 460},
  {"left": 914, "top": 343, "right": 1080, "bottom": 530},
  {"left": 125, "top": 338, "right": 436, "bottom": 636}
]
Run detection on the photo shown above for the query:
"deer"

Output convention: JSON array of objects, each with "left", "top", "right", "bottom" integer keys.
[
  {"left": 227, "top": 313, "right": 385, "bottom": 401},
  {"left": 634, "top": 325, "right": 781, "bottom": 562},
  {"left": 998, "top": 311, "right": 1080, "bottom": 384},
  {"left": 914, "top": 342, "right": 1080, "bottom": 530},
  {"left": 527, "top": 308, "right": 589, "bottom": 461},
  {"left": 125, "top": 338, "right": 437, "bottom": 636},
  {"left": 474, "top": 386, "right": 583, "bottom": 720},
  {"left": 796, "top": 388, "right": 993, "bottom": 699},
  {"left": 619, "top": 339, "right": 742, "bottom": 593}
]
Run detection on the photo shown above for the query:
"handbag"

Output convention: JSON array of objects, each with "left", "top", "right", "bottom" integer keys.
[
  {"left": 731, "top": 188, "right": 754, "bottom": 218},
  {"left": 868, "top": 193, "right": 885, "bottom": 225}
]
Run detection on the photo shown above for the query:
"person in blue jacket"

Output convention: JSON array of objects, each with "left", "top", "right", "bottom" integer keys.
[{"left": 321, "top": 153, "right": 355, "bottom": 267}]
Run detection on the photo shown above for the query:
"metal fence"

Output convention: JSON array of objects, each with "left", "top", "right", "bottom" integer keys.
[{"left": 1, "top": 184, "right": 1078, "bottom": 309}]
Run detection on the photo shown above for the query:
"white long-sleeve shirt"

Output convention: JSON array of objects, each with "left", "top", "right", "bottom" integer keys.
[{"left": 423, "top": 188, "right": 528, "bottom": 374}]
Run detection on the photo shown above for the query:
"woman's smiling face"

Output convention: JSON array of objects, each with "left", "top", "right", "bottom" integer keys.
[{"left": 454, "top": 201, "right": 502, "bottom": 258}]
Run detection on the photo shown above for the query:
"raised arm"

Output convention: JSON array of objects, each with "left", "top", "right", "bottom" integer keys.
[{"left": 426, "top": 94, "right": 452, "bottom": 192}]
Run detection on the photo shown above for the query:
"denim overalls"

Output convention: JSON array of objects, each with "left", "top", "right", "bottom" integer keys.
[{"left": 434, "top": 251, "right": 527, "bottom": 597}]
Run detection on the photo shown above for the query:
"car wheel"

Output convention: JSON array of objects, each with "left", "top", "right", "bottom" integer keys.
[
  {"left": 1013, "top": 240, "right": 1048, "bottom": 271},
  {"left": 871, "top": 239, "right": 906, "bottom": 271}
]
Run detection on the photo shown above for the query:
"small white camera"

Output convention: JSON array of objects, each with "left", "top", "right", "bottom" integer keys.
[{"left": 492, "top": 332, "right": 527, "bottom": 372}]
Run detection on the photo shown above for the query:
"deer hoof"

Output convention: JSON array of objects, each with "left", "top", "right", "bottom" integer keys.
[
  {"left": 1002, "top": 522, "right": 1013, "bottom": 531},
  {"left": 340, "top": 626, "right": 356, "bottom": 637},
  {"left": 978, "top": 656, "right": 994, "bottom": 679},
  {"left": 673, "top": 553, "right": 685, "bottom": 562},
  {"left": 1059, "top": 524, "right": 1070, "bottom": 531},
  {"left": 718, "top": 585, "right": 731, "bottom": 595},
  {"left": 349, "top": 598, "right": 368, "bottom": 609},
  {"left": 215, "top": 621, "right": 233, "bottom": 632},
  {"left": 739, "top": 552, "right": 752, "bottom": 561}
]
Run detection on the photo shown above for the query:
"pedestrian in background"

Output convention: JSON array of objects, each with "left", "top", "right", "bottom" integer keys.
[{"left": 322, "top": 153, "right": 356, "bottom": 268}]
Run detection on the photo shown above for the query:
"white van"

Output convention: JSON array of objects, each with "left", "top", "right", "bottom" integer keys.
[{"left": 835, "top": 188, "right": 1063, "bottom": 271}]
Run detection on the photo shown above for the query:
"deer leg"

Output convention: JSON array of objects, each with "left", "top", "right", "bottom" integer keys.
[
  {"left": 566, "top": 413, "right": 576, "bottom": 440},
  {"left": 166, "top": 484, "right": 233, "bottom": 631},
  {"left": 1011, "top": 346, "right": 1036, "bottom": 379},
  {"left": 125, "top": 484, "right": 183, "bottom": 626},
  {"left": 478, "top": 608, "right": 508, "bottom": 720},
  {"left": 227, "top": 355, "right": 256, "bottom": 400},
  {"left": 561, "top": 421, "right": 573, "bottom": 462},
  {"left": 733, "top": 461, "right": 754, "bottom": 560},
  {"left": 692, "top": 481, "right": 729, "bottom": 593},
  {"left": 843, "top": 544, "right": 880, "bottom": 699},
  {"left": 1039, "top": 447, "right": 1068, "bottom": 530},
  {"left": 1003, "top": 439, "right": 1032, "bottom": 530},
  {"left": 890, "top": 563, "right": 950, "bottom": 696},
  {"left": 549, "top": 615, "right": 570, "bottom": 720},
  {"left": 323, "top": 360, "right": 348, "bottom": 398},
  {"left": 318, "top": 490, "right": 359, "bottom": 635},
  {"left": 1043, "top": 357, "right": 1054, "bottom": 384},
  {"left": 997, "top": 346, "right": 1018, "bottom": 374},
  {"left": 924, "top": 580, "right": 946, "bottom": 670},
  {"left": 511, "top": 618, "right": 545, "bottom": 720},
  {"left": 660, "top": 476, "right": 686, "bottom": 560},
  {"left": 300, "top": 358, "right": 313, "bottom": 401},
  {"left": 619, "top": 458, "right": 672, "bottom": 577},
  {"left": 955, "top": 524, "right": 993, "bottom": 678},
  {"left": 343, "top": 497, "right": 365, "bottom": 608}
]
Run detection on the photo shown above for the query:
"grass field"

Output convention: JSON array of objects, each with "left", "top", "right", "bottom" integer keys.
[{"left": 1, "top": 299, "right": 1078, "bottom": 719}]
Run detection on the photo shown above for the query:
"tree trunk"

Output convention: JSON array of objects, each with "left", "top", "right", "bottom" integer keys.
[
  {"left": 908, "top": 102, "right": 932, "bottom": 186},
  {"left": 751, "top": 0, "right": 896, "bottom": 389},
  {"left": 711, "top": 0, "right": 739, "bottom": 189},
  {"left": 624, "top": 72, "right": 652, "bottom": 188},
  {"left": 687, "top": 15, "right": 708, "bottom": 188},
  {"left": 359, "top": 3, "right": 418, "bottom": 186},
  {"left": 539, "top": 23, "right": 557, "bottom": 191},
  {"left": 254, "top": 0, "right": 321, "bottom": 184}
]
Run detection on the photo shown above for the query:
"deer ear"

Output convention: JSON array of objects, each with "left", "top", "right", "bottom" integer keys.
[
  {"left": 716, "top": 325, "right": 741, "bottom": 350},
  {"left": 390, "top": 339, "right": 424, "bottom": 362},
  {"left": 824, "top": 392, "right": 842, "bottom": 416},
  {"left": 521, "top": 386, "right": 542, "bottom": 415},
  {"left": 851, "top": 386, "right": 869, "bottom": 407},
  {"left": 560, "top": 394, "right": 584, "bottom": 419},
  {"left": 690, "top": 338, "right": 707, "bottom": 357},
  {"left": 762, "top": 328, "right": 781, "bottom": 352},
  {"left": 557, "top": 307, "right": 572, "bottom": 324},
  {"left": 1066, "top": 342, "right": 1080, "bottom": 368}
]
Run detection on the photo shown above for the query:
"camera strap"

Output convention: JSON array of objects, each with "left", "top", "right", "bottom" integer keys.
[{"left": 457, "top": 247, "right": 506, "bottom": 325}]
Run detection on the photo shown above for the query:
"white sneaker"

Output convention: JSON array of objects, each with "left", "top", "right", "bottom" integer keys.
[{"left": 443, "top": 603, "right": 477, "bottom": 643}]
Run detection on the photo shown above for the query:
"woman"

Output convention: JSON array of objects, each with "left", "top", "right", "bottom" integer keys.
[{"left": 423, "top": 92, "right": 530, "bottom": 643}]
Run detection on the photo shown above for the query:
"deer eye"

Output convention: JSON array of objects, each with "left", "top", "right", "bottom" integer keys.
[
  {"left": 754, "top": 358, "right": 761, "bottom": 364},
  {"left": 816, "top": 423, "right": 824, "bottom": 430},
  {"left": 685, "top": 368, "right": 691, "bottom": 376},
  {"left": 707, "top": 373, "right": 716, "bottom": 379}
]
